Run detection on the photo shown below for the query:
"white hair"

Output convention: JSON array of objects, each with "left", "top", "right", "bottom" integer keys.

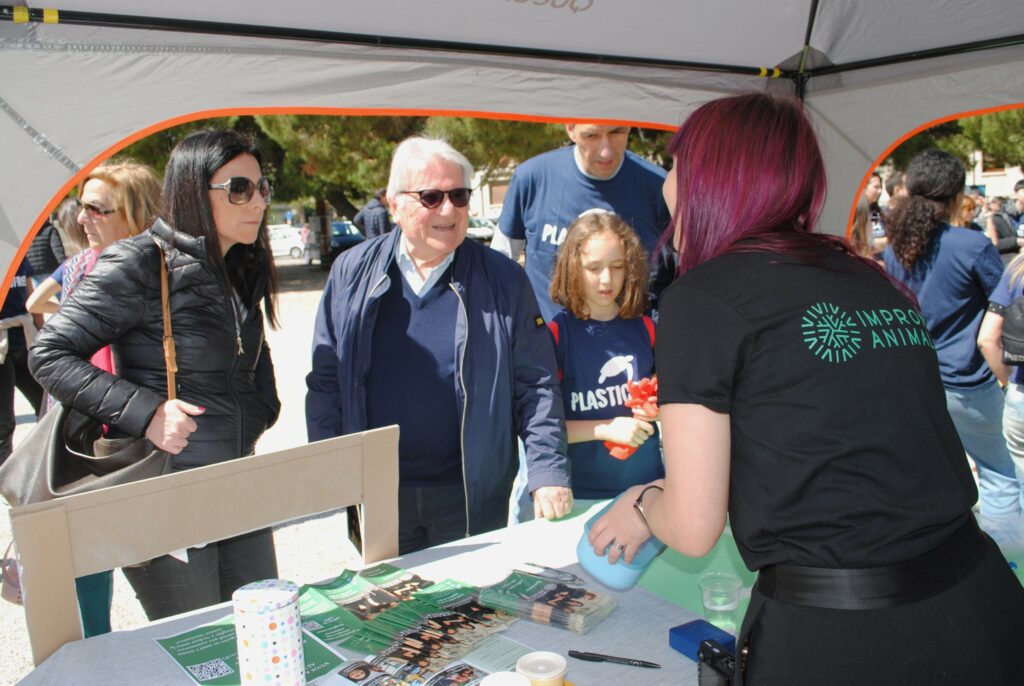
[{"left": 386, "top": 137, "right": 474, "bottom": 202}]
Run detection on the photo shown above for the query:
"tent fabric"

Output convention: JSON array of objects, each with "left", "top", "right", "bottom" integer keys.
[{"left": 1, "top": 1, "right": 1022, "bottom": 287}]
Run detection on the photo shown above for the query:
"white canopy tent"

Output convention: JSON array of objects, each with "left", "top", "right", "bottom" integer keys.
[{"left": 1, "top": 0, "right": 1022, "bottom": 294}]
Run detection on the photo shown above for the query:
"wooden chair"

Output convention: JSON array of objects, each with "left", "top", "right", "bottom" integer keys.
[{"left": 9, "top": 426, "right": 398, "bottom": 665}]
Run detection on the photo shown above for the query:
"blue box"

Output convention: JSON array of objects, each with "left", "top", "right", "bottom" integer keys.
[{"left": 669, "top": 619, "right": 736, "bottom": 662}]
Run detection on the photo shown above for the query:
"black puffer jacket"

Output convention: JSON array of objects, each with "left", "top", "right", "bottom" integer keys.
[{"left": 29, "top": 220, "right": 280, "bottom": 470}]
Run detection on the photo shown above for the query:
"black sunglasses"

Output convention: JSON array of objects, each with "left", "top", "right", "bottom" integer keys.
[
  {"left": 208, "top": 176, "right": 273, "bottom": 205},
  {"left": 400, "top": 188, "right": 472, "bottom": 209},
  {"left": 74, "top": 198, "right": 117, "bottom": 219}
]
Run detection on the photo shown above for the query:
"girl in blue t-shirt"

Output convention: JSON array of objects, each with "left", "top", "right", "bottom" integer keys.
[{"left": 547, "top": 210, "right": 664, "bottom": 500}]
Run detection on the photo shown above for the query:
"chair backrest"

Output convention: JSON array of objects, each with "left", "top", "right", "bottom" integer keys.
[{"left": 9, "top": 426, "right": 398, "bottom": 665}]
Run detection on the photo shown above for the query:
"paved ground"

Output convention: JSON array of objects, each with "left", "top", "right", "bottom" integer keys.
[{"left": 0, "top": 257, "right": 360, "bottom": 684}]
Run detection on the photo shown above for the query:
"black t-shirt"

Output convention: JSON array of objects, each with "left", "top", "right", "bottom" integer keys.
[{"left": 656, "top": 248, "right": 976, "bottom": 570}]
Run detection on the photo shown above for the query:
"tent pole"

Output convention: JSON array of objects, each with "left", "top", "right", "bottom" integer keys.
[
  {"left": 793, "top": 0, "right": 821, "bottom": 100},
  {"left": 808, "top": 33, "right": 1024, "bottom": 78},
  {"left": 0, "top": 5, "right": 794, "bottom": 81}
]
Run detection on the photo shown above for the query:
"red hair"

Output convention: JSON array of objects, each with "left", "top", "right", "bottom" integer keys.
[{"left": 662, "top": 92, "right": 912, "bottom": 302}]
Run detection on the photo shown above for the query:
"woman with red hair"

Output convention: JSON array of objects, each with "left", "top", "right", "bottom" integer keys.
[{"left": 589, "top": 93, "right": 1023, "bottom": 684}]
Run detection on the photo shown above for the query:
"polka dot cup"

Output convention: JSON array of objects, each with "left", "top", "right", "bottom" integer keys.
[{"left": 232, "top": 579, "right": 305, "bottom": 686}]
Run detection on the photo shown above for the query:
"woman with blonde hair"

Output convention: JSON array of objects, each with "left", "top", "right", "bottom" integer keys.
[
  {"left": 28, "top": 161, "right": 162, "bottom": 315},
  {"left": 27, "top": 159, "right": 162, "bottom": 637}
]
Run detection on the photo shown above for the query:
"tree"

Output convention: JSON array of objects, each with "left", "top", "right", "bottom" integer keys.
[
  {"left": 255, "top": 115, "right": 425, "bottom": 217},
  {"left": 423, "top": 117, "right": 566, "bottom": 181},
  {"left": 887, "top": 108, "right": 1024, "bottom": 171},
  {"left": 424, "top": 117, "right": 673, "bottom": 179}
]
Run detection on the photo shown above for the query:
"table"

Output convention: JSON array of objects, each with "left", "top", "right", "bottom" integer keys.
[{"left": 18, "top": 503, "right": 751, "bottom": 685}]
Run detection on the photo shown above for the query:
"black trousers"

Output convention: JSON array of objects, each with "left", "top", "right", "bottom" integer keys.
[
  {"left": 122, "top": 528, "right": 278, "bottom": 621},
  {"left": 739, "top": 536, "right": 1024, "bottom": 685},
  {"left": 0, "top": 345, "right": 43, "bottom": 464}
]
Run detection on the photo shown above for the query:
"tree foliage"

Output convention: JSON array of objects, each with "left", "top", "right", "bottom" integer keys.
[
  {"left": 255, "top": 115, "right": 425, "bottom": 217},
  {"left": 887, "top": 109, "right": 1024, "bottom": 171},
  {"left": 423, "top": 117, "right": 567, "bottom": 181},
  {"left": 119, "top": 114, "right": 674, "bottom": 217}
]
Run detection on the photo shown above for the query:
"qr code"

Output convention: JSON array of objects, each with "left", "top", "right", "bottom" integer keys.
[
  {"left": 302, "top": 620, "right": 324, "bottom": 631},
  {"left": 187, "top": 658, "right": 234, "bottom": 681}
]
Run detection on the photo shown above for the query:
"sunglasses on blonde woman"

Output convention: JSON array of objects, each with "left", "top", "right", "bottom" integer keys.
[
  {"left": 74, "top": 198, "right": 117, "bottom": 219},
  {"left": 400, "top": 188, "right": 472, "bottom": 209},
  {"left": 208, "top": 176, "right": 273, "bottom": 205}
]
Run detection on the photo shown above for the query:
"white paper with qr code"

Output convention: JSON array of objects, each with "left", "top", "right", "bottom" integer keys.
[{"left": 155, "top": 614, "right": 351, "bottom": 684}]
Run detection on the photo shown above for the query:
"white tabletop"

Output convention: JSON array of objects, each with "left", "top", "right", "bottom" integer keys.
[{"left": 18, "top": 504, "right": 703, "bottom": 685}]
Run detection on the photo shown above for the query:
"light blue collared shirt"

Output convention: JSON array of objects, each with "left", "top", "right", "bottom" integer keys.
[{"left": 396, "top": 235, "right": 455, "bottom": 296}]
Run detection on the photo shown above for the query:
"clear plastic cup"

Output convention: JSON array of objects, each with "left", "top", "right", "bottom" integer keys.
[{"left": 699, "top": 571, "right": 742, "bottom": 634}]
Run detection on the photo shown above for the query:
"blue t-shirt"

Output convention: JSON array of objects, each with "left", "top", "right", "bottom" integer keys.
[
  {"left": 988, "top": 267, "right": 1024, "bottom": 385},
  {"left": 0, "top": 260, "right": 34, "bottom": 348},
  {"left": 50, "top": 261, "right": 66, "bottom": 287},
  {"left": 549, "top": 310, "right": 663, "bottom": 499},
  {"left": 884, "top": 224, "right": 1004, "bottom": 388},
  {"left": 499, "top": 146, "right": 670, "bottom": 320}
]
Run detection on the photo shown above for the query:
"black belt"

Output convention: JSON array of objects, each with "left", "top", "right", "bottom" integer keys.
[{"left": 756, "top": 518, "right": 988, "bottom": 610}]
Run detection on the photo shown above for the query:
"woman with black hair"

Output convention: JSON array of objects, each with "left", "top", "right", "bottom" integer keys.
[
  {"left": 884, "top": 149, "right": 1022, "bottom": 530},
  {"left": 30, "top": 129, "right": 282, "bottom": 620}
]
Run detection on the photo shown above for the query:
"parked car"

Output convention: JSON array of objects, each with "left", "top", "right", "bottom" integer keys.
[
  {"left": 268, "top": 224, "right": 304, "bottom": 258},
  {"left": 467, "top": 216, "right": 496, "bottom": 243},
  {"left": 327, "top": 220, "right": 366, "bottom": 264}
]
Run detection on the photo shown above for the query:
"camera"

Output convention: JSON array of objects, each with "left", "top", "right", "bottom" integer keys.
[{"left": 697, "top": 639, "right": 736, "bottom": 686}]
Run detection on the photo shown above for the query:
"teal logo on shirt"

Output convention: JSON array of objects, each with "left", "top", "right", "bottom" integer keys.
[
  {"left": 802, "top": 302, "right": 934, "bottom": 363},
  {"left": 802, "top": 302, "right": 862, "bottom": 363}
]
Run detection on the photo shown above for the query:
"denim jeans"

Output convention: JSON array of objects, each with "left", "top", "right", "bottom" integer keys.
[
  {"left": 122, "top": 528, "right": 278, "bottom": 621},
  {"left": 945, "top": 380, "right": 1021, "bottom": 517},
  {"left": 1000, "top": 384, "right": 1024, "bottom": 514}
]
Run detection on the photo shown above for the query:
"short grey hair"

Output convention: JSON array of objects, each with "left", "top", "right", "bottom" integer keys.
[{"left": 386, "top": 137, "right": 474, "bottom": 203}]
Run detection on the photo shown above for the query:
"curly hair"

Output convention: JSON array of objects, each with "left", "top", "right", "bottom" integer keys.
[
  {"left": 888, "top": 149, "right": 965, "bottom": 270},
  {"left": 549, "top": 211, "right": 648, "bottom": 319}
]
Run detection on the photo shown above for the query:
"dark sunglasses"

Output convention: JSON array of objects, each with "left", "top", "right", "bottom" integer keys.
[
  {"left": 400, "top": 187, "right": 472, "bottom": 209},
  {"left": 74, "top": 198, "right": 117, "bottom": 219},
  {"left": 208, "top": 176, "right": 273, "bottom": 205}
]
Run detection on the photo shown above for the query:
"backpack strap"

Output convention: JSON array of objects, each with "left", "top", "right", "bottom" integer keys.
[
  {"left": 642, "top": 315, "right": 655, "bottom": 348},
  {"left": 547, "top": 320, "right": 563, "bottom": 382}
]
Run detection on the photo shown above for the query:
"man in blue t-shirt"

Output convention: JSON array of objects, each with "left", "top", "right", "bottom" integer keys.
[{"left": 492, "top": 124, "right": 671, "bottom": 321}]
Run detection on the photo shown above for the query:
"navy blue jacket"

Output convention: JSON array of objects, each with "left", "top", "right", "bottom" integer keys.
[
  {"left": 353, "top": 199, "right": 392, "bottom": 240},
  {"left": 306, "top": 230, "right": 570, "bottom": 533}
]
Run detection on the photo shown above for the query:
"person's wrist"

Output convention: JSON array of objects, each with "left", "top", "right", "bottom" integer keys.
[{"left": 632, "top": 484, "right": 663, "bottom": 531}]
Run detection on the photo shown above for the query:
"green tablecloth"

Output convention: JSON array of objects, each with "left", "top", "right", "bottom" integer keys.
[{"left": 638, "top": 528, "right": 755, "bottom": 619}]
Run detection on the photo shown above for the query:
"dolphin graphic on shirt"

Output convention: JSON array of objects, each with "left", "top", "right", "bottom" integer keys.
[{"left": 598, "top": 355, "right": 635, "bottom": 384}]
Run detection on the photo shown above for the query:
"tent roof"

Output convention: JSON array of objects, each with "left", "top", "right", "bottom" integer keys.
[
  {"left": 31, "top": 0, "right": 1022, "bottom": 72},
  {"left": 1, "top": 1, "right": 1023, "bottom": 294}
]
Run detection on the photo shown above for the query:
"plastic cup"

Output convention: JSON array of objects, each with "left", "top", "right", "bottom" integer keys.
[
  {"left": 699, "top": 571, "right": 742, "bottom": 634},
  {"left": 515, "top": 651, "right": 568, "bottom": 686}
]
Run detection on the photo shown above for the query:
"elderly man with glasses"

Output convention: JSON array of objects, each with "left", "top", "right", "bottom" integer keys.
[{"left": 306, "top": 136, "right": 572, "bottom": 554}]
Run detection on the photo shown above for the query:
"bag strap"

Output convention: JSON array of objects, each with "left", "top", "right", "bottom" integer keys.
[{"left": 159, "top": 248, "right": 177, "bottom": 401}]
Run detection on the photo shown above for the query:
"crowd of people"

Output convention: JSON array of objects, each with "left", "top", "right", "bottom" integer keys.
[{"left": 2, "top": 93, "right": 1023, "bottom": 683}]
